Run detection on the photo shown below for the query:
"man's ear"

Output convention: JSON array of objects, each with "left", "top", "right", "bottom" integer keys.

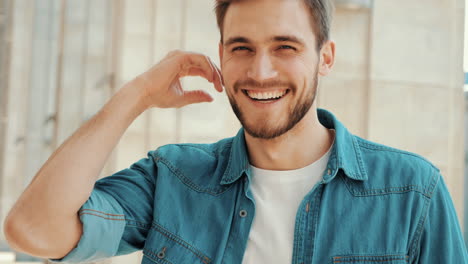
[{"left": 318, "top": 40, "right": 335, "bottom": 77}]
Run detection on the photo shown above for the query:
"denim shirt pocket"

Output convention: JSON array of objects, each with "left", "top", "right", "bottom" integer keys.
[
  {"left": 332, "top": 254, "right": 409, "bottom": 263},
  {"left": 142, "top": 222, "right": 212, "bottom": 264}
]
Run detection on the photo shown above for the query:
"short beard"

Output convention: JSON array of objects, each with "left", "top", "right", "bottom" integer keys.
[{"left": 227, "top": 72, "right": 318, "bottom": 140}]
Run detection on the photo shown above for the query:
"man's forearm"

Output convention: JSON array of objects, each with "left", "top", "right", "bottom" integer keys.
[{"left": 3, "top": 82, "right": 148, "bottom": 257}]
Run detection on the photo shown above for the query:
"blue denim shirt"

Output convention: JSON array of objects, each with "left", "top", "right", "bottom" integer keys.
[{"left": 51, "top": 108, "right": 468, "bottom": 264}]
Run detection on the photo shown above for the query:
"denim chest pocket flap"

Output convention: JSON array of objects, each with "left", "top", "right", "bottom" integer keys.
[
  {"left": 154, "top": 148, "right": 232, "bottom": 196},
  {"left": 332, "top": 254, "right": 409, "bottom": 263},
  {"left": 143, "top": 223, "right": 212, "bottom": 264}
]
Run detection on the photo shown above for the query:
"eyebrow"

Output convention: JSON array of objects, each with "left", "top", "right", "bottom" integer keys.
[{"left": 224, "top": 35, "right": 306, "bottom": 47}]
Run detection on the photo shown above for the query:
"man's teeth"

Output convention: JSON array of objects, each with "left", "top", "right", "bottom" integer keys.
[{"left": 246, "top": 90, "right": 287, "bottom": 100}]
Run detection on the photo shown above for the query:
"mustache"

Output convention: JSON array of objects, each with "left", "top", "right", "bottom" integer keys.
[{"left": 233, "top": 79, "right": 295, "bottom": 92}]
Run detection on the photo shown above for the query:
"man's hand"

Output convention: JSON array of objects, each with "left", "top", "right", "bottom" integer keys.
[{"left": 133, "top": 50, "right": 224, "bottom": 109}]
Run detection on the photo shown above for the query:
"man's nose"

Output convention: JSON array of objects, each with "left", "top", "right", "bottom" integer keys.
[{"left": 247, "top": 52, "right": 278, "bottom": 81}]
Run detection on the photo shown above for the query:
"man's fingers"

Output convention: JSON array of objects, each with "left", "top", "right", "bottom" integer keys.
[
  {"left": 178, "top": 53, "right": 214, "bottom": 82},
  {"left": 204, "top": 55, "right": 216, "bottom": 83},
  {"left": 180, "top": 90, "right": 214, "bottom": 107},
  {"left": 206, "top": 56, "right": 224, "bottom": 93},
  {"left": 176, "top": 52, "right": 223, "bottom": 93},
  {"left": 185, "top": 68, "right": 213, "bottom": 82}
]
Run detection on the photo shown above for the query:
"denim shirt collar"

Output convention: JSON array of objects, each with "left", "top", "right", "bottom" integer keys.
[{"left": 220, "top": 108, "right": 368, "bottom": 185}]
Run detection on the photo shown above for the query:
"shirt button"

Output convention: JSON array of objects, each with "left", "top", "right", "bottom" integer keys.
[
  {"left": 327, "top": 169, "right": 331, "bottom": 175},
  {"left": 239, "top": 209, "right": 248, "bottom": 217},
  {"left": 157, "top": 247, "right": 166, "bottom": 259}
]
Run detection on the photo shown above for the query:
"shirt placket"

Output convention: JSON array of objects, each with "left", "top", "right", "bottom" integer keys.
[
  {"left": 222, "top": 173, "right": 256, "bottom": 264},
  {"left": 292, "top": 183, "right": 325, "bottom": 264}
]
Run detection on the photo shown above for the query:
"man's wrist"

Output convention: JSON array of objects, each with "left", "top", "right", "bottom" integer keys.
[{"left": 120, "top": 80, "right": 151, "bottom": 114}]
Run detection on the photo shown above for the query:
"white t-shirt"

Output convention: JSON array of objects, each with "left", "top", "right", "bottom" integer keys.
[{"left": 242, "top": 130, "right": 335, "bottom": 264}]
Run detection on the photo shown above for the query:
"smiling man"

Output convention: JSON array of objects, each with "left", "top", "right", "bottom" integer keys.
[{"left": 4, "top": 0, "right": 468, "bottom": 263}]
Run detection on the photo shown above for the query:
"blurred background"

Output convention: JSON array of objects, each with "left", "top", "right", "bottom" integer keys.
[{"left": 0, "top": 0, "right": 466, "bottom": 263}]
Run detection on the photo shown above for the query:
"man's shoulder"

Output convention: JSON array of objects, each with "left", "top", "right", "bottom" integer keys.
[
  {"left": 148, "top": 136, "right": 236, "bottom": 188},
  {"left": 351, "top": 135, "right": 440, "bottom": 196},
  {"left": 153, "top": 136, "right": 234, "bottom": 161},
  {"left": 354, "top": 135, "right": 438, "bottom": 170}
]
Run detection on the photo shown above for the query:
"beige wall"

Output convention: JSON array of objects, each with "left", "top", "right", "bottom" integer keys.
[{"left": 0, "top": 0, "right": 465, "bottom": 262}]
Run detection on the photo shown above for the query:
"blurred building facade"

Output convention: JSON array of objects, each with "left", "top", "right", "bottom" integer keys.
[{"left": 0, "top": 0, "right": 466, "bottom": 263}]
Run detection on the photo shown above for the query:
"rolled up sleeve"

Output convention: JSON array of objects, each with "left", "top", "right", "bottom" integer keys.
[{"left": 49, "top": 151, "right": 157, "bottom": 263}]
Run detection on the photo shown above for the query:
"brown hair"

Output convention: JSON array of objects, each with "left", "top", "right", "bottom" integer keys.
[{"left": 214, "top": 0, "right": 334, "bottom": 50}]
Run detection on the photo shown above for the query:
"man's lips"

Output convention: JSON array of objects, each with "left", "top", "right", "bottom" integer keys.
[{"left": 241, "top": 88, "right": 290, "bottom": 101}]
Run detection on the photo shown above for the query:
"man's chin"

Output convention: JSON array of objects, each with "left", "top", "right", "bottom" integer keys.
[
  {"left": 229, "top": 99, "right": 291, "bottom": 139},
  {"left": 242, "top": 122, "right": 289, "bottom": 140}
]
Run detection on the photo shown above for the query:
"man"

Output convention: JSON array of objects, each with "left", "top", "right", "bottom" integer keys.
[{"left": 4, "top": 0, "right": 468, "bottom": 263}]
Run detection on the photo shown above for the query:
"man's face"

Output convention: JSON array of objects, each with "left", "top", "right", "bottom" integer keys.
[{"left": 219, "top": 0, "right": 324, "bottom": 139}]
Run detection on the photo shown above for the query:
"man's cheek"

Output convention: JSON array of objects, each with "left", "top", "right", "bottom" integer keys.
[{"left": 222, "top": 54, "right": 236, "bottom": 65}]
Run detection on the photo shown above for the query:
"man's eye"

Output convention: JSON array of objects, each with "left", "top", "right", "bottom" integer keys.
[
  {"left": 232, "top": 46, "right": 250, "bottom": 52},
  {"left": 278, "top": 45, "right": 295, "bottom": 50}
]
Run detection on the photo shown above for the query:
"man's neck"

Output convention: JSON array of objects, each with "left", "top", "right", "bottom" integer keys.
[{"left": 244, "top": 107, "right": 334, "bottom": 171}]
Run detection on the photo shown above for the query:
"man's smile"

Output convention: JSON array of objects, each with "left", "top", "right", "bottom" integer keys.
[{"left": 241, "top": 89, "right": 290, "bottom": 102}]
